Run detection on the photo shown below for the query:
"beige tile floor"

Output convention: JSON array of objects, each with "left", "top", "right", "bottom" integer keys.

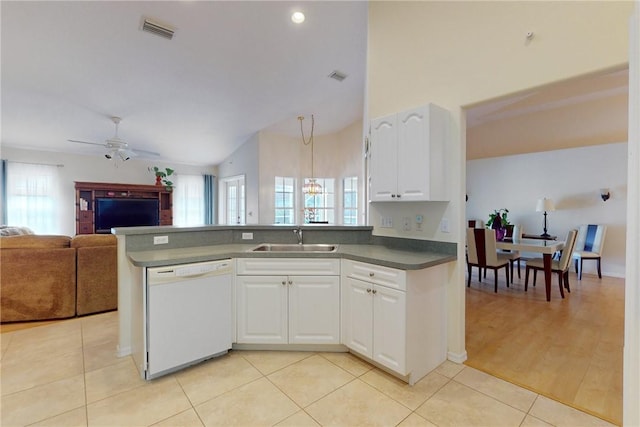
[{"left": 1, "top": 311, "right": 615, "bottom": 427}]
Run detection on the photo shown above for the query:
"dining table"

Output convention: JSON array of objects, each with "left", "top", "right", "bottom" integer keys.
[{"left": 495, "top": 237, "right": 565, "bottom": 301}]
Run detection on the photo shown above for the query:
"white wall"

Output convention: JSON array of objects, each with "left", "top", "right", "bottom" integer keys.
[
  {"left": 1, "top": 146, "right": 215, "bottom": 236},
  {"left": 368, "top": 0, "right": 633, "bottom": 364},
  {"left": 257, "top": 120, "right": 364, "bottom": 224},
  {"left": 467, "top": 142, "right": 627, "bottom": 277},
  {"left": 217, "top": 134, "right": 260, "bottom": 224}
]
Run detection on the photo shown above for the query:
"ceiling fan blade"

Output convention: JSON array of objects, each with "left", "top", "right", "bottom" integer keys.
[{"left": 68, "top": 139, "right": 105, "bottom": 147}]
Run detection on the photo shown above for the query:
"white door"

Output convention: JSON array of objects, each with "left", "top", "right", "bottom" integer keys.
[
  {"left": 343, "top": 277, "right": 373, "bottom": 357},
  {"left": 369, "top": 114, "right": 398, "bottom": 201},
  {"left": 372, "top": 285, "right": 406, "bottom": 374},
  {"left": 236, "top": 276, "right": 287, "bottom": 344},
  {"left": 288, "top": 275, "right": 340, "bottom": 344},
  {"left": 397, "top": 105, "right": 429, "bottom": 201}
]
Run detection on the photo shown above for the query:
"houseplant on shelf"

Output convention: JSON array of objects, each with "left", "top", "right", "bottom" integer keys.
[
  {"left": 149, "top": 166, "right": 174, "bottom": 191},
  {"left": 487, "top": 208, "right": 511, "bottom": 240}
]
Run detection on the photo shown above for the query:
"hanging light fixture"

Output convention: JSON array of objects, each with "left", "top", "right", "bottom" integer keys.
[{"left": 299, "top": 115, "right": 322, "bottom": 195}]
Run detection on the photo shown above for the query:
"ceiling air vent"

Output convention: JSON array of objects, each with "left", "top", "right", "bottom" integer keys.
[
  {"left": 141, "top": 18, "right": 175, "bottom": 40},
  {"left": 328, "top": 70, "right": 348, "bottom": 82}
]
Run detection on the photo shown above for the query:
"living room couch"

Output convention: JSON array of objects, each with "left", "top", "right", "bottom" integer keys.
[{"left": 0, "top": 229, "right": 117, "bottom": 322}]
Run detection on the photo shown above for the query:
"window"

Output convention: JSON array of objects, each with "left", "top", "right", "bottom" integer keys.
[
  {"left": 5, "top": 162, "right": 62, "bottom": 234},
  {"left": 303, "top": 178, "right": 334, "bottom": 224},
  {"left": 219, "top": 175, "right": 245, "bottom": 225},
  {"left": 343, "top": 176, "right": 358, "bottom": 225},
  {"left": 173, "top": 174, "right": 205, "bottom": 226},
  {"left": 275, "top": 176, "right": 295, "bottom": 224}
]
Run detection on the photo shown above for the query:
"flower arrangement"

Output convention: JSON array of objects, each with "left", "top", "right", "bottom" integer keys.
[
  {"left": 487, "top": 208, "right": 511, "bottom": 229},
  {"left": 149, "top": 166, "right": 174, "bottom": 191}
]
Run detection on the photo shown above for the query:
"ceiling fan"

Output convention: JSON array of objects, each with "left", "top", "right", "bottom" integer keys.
[{"left": 68, "top": 116, "right": 160, "bottom": 161}]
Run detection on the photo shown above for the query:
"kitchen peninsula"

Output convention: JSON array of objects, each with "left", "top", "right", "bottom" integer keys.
[{"left": 114, "top": 225, "right": 456, "bottom": 384}]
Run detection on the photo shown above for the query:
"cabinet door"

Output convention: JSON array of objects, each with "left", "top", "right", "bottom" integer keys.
[
  {"left": 397, "top": 105, "right": 430, "bottom": 201},
  {"left": 369, "top": 114, "right": 398, "bottom": 201},
  {"left": 373, "top": 285, "right": 407, "bottom": 374},
  {"left": 342, "top": 277, "right": 373, "bottom": 357},
  {"left": 236, "top": 276, "right": 287, "bottom": 344},
  {"left": 289, "top": 276, "right": 340, "bottom": 344}
]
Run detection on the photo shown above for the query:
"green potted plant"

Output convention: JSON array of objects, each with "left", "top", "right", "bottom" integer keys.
[
  {"left": 149, "top": 166, "right": 174, "bottom": 191},
  {"left": 487, "top": 208, "right": 511, "bottom": 240}
]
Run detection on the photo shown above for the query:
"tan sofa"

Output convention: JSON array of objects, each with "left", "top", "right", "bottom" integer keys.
[{"left": 0, "top": 232, "right": 117, "bottom": 323}]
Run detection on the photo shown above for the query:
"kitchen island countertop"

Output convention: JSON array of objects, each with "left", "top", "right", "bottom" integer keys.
[{"left": 127, "top": 243, "right": 455, "bottom": 270}]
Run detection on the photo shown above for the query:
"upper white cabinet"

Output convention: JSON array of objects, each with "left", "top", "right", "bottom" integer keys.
[{"left": 369, "top": 103, "right": 449, "bottom": 202}]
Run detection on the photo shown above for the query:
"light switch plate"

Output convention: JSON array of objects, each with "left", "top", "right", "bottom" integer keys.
[
  {"left": 440, "top": 218, "right": 450, "bottom": 233},
  {"left": 380, "top": 216, "right": 393, "bottom": 228},
  {"left": 242, "top": 232, "right": 254, "bottom": 240}
]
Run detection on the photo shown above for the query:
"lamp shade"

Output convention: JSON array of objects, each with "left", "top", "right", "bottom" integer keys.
[{"left": 536, "top": 198, "right": 555, "bottom": 212}]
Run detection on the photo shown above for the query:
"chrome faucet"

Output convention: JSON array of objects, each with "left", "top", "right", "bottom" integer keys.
[{"left": 293, "top": 227, "right": 303, "bottom": 245}]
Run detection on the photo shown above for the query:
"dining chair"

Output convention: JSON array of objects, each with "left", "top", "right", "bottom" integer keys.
[
  {"left": 525, "top": 229, "right": 578, "bottom": 299},
  {"left": 572, "top": 224, "right": 607, "bottom": 280},
  {"left": 499, "top": 225, "right": 523, "bottom": 283},
  {"left": 468, "top": 219, "right": 484, "bottom": 228},
  {"left": 466, "top": 228, "right": 510, "bottom": 293}
]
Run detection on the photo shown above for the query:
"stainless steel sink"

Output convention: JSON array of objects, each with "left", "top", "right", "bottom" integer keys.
[{"left": 250, "top": 243, "right": 337, "bottom": 252}]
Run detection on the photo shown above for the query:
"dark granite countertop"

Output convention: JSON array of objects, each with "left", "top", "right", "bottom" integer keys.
[{"left": 127, "top": 243, "right": 456, "bottom": 270}]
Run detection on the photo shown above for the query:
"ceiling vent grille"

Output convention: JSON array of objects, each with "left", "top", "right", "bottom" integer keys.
[
  {"left": 141, "top": 18, "right": 175, "bottom": 40},
  {"left": 328, "top": 70, "right": 348, "bottom": 82}
]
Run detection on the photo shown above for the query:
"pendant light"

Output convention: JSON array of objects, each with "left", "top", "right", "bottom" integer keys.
[{"left": 299, "top": 115, "right": 322, "bottom": 195}]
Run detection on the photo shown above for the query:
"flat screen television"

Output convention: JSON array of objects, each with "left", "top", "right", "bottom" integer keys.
[{"left": 95, "top": 198, "right": 160, "bottom": 233}]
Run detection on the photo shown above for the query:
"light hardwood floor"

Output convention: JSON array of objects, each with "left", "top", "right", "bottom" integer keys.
[{"left": 465, "top": 267, "right": 624, "bottom": 425}]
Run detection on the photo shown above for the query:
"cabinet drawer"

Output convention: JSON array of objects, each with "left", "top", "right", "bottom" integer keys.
[
  {"left": 237, "top": 258, "right": 340, "bottom": 275},
  {"left": 78, "top": 210, "right": 93, "bottom": 222},
  {"left": 78, "top": 222, "right": 93, "bottom": 234},
  {"left": 342, "top": 260, "right": 406, "bottom": 291}
]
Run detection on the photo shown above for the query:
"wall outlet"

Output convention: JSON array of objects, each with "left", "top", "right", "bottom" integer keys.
[
  {"left": 402, "top": 217, "right": 411, "bottom": 231},
  {"left": 380, "top": 216, "right": 393, "bottom": 228},
  {"left": 153, "top": 235, "right": 169, "bottom": 245},
  {"left": 242, "top": 232, "right": 254, "bottom": 240},
  {"left": 440, "top": 218, "right": 450, "bottom": 233}
]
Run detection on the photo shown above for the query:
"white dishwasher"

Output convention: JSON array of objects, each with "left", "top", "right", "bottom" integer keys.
[{"left": 145, "top": 259, "right": 232, "bottom": 379}]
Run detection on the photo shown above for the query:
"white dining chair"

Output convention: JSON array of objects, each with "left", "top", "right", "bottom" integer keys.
[
  {"left": 466, "top": 228, "right": 510, "bottom": 293},
  {"left": 572, "top": 224, "right": 607, "bottom": 280},
  {"left": 525, "top": 229, "right": 578, "bottom": 299}
]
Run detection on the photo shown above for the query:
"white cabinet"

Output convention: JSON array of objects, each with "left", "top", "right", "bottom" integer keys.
[
  {"left": 341, "top": 259, "right": 448, "bottom": 384},
  {"left": 369, "top": 103, "right": 449, "bottom": 202},
  {"left": 236, "top": 259, "right": 340, "bottom": 345}
]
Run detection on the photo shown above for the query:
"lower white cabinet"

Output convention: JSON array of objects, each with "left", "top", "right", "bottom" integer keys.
[
  {"left": 341, "top": 259, "right": 447, "bottom": 385},
  {"left": 236, "top": 259, "right": 340, "bottom": 345},
  {"left": 343, "top": 276, "right": 407, "bottom": 374}
]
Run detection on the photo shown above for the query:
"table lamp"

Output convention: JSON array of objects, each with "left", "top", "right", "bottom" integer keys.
[{"left": 536, "top": 197, "right": 555, "bottom": 238}]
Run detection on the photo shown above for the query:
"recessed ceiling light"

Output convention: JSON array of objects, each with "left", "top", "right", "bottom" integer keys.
[{"left": 291, "top": 11, "right": 305, "bottom": 24}]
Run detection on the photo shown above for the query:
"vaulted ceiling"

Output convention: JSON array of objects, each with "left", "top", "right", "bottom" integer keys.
[{"left": 1, "top": 1, "right": 367, "bottom": 166}]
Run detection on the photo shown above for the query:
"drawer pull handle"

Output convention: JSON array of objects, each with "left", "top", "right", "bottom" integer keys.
[
  {"left": 369, "top": 272, "right": 375, "bottom": 277},
  {"left": 367, "top": 288, "right": 372, "bottom": 293},
  {"left": 372, "top": 289, "right": 377, "bottom": 295}
]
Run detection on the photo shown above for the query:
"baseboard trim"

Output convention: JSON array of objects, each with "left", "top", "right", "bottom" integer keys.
[{"left": 448, "top": 350, "right": 468, "bottom": 364}]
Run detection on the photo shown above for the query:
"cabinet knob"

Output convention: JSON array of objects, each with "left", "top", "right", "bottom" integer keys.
[
  {"left": 281, "top": 281, "right": 286, "bottom": 285},
  {"left": 372, "top": 289, "right": 377, "bottom": 295},
  {"left": 396, "top": 194, "right": 401, "bottom": 198},
  {"left": 369, "top": 272, "right": 374, "bottom": 277},
  {"left": 288, "top": 280, "right": 293, "bottom": 285},
  {"left": 391, "top": 194, "right": 396, "bottom": 198},
  {"left": 367, "top": 288, "right": 372, "bottom": 293}
]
